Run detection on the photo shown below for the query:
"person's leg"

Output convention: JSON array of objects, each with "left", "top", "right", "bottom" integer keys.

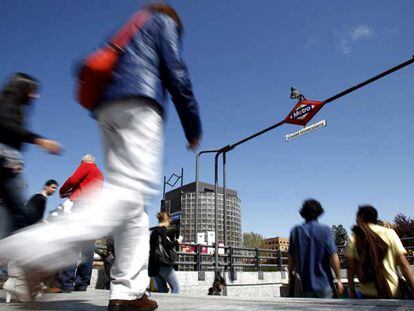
[
  {"left": 0, "top": 169, "right": 28, "bottom": 234},
  {"left": 97, "top": 99, "right": 163, "bottom": 302},
  {"left": 74, "top": 240, "right": 95, "bottom": 290},
  {"left": 110, "top": 202, "right": 150, "bottom": 299},
  {"left": 58, "top": 265, "right": 77, "bottom": 291},
  {"left": 153, "top": 275, "right": 169, "bottom": 293},
  {"left": 158, "top": 266, "right": 180, "bottom": 294}
]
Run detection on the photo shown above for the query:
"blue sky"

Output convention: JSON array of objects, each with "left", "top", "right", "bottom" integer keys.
[{"left": 1, "top": 0, "right": 413, "bottom": 238}]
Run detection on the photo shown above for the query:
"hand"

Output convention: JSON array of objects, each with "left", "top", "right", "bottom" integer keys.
[
  {"left": 177, "top": 235, "right": 183, "bottom": 243},
  {"left": 336, "top": 280, "right": 345, "bottom": 296},
  {"left": 186, "top": 137, "right": 201, "bottom": 152},
  {"left": 35, "top": 138, "right": 62, "bottom": 155}
]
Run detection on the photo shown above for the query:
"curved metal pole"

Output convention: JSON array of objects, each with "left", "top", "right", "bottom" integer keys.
[{"left": 195, "top": 149, "right": 220, "bottom": 244}]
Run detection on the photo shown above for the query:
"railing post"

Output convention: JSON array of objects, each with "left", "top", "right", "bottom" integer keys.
[
  {"left": 196, "top": 244, "right": 201, "bottom": 272},
  {"left": 229, "top": 246, "right": 236, "bottom": 281},
  {"left": 278, "top": 248, "right": 286, "bottom": 279}
]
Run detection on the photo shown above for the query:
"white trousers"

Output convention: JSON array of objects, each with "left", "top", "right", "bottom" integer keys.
[{"left": 0, "top": 98, "right": 163, "bottom": 300}]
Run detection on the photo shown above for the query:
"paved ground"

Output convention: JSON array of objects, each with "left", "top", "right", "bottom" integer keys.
[{"left": 0, "top": 290, "right": 413, "bottom": 310}]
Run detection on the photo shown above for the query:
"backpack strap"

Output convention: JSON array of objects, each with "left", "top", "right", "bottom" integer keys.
[{"left": 109, "top": 9, "right": 151, "bottom": 51}]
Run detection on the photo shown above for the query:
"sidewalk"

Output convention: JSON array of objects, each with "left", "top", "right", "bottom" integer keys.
[{"left": 1, "top": 290, "right": 413, "bottom": 310}]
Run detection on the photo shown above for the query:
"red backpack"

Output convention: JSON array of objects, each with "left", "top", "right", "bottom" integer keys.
[{"left": 76, "top": 10, "right": 151, "bottom": 111}]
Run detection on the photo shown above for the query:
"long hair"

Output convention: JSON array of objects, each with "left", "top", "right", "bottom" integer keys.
[
  {"left": 145, "top": 2, "right": 183, "bottom": 32},
  {"left": 352, "top": 222, "right": 392, "bottom": 298},
  {"left": 1, "top": 72, "right": 39, "bottom": 107}
]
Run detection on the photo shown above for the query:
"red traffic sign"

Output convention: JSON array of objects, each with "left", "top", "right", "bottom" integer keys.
[{"left": 284, "top": 100, "right": 325, "bottom": 126}]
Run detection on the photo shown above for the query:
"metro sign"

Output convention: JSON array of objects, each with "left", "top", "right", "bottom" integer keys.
[{"left": 284, "top": 100, "right": 325, "bottom": 126}]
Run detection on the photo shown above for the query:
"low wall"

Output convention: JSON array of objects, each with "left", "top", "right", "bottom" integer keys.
[{"left": 90, "top": 269, "right": 288, "bottom": 298}]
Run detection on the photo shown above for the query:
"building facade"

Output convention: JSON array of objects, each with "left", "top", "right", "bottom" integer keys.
[
  {"left": 162, "top": 182, "right": 242, "bottom": 247},
  {"left": 263, "top": 237, "right": 290, "bottom": 252}
]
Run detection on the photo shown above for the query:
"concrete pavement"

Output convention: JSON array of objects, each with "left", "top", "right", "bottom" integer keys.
[{"left": 1, "top": 289, "right": 413, "bottom": 310}]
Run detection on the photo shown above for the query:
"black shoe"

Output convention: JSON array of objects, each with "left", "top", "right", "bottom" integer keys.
[
  {"left": 74, "top": 287, "right": 87, "bottom": 292},
  {"left": 108, "top": 294, "right": 158, "bottom": 311}
]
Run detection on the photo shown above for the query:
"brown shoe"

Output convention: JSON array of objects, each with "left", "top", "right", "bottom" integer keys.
[
  {"left": 108, "top": 294, "right": 158, "bottom": 311},
  {"left": 45, "top": 287, "right": 63, "bottom": 293}
]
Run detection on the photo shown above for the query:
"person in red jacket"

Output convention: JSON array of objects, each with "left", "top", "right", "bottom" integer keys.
[
  {"left": 59, "top": 154, "right": 104, "bottom": 202},
  {"left": 50, "top": 154, "right": 103, "bottom": 293}
]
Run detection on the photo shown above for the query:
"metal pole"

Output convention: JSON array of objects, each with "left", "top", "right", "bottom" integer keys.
[
  {"left": 324, "top": 55, "right": 414, "bottom": 104},
  {"left": 223, "top": 152, "right": 227, "bottom": 246},
  {"left": 195, "top": 154, "right": 200, "bottom": 244},
  {"left": 214, "top": 151, "right": 222, "bottom": 275},
  {"left": 162, "top": 176, "right": 166, "bottom": 200},
  {"left": 195, "top": 149, "right": 220, "bottom": 244}
]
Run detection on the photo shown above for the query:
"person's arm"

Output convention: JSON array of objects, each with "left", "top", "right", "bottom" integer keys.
[
  {"left": 330, "top": 253, "right": 345, "bottom": 295},
  {"left": 59, "top": 163, "right": 88, "bottom": 198},
  {"left": 396, "top": 254, "right": 414, "bottom": 295},
  {"left": 0, "top": 103, "right": 61, "bottom": 154},
  {"left": 158, "top": 15, "right": 202, "bottom": 148}
]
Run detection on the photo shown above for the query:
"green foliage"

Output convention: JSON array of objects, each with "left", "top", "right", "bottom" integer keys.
[
  {"left": 243, "top": 232, "right": 265, "bottom": 249},
  {"left": 393, "top": 213, "right": 414, "bottom": 238},
  {"left": 332, "top": 224, "right": 349, "bottom": 246}
]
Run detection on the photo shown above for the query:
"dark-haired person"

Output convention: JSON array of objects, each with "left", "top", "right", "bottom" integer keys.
[
  {"left": 288, "top": 199, "right": 344, "bottom": 298},
  {"left": 0, "top": 3, "right": 201, "bottom": 310},
  {"left": 0, "top": 73, "right": 61, "bottom": 236},
  {"left": 345, "top": 205, "right": 414, "bottom": 299},
  {"left": 25, "top": 179, "right": 59, "bottom": 225}
]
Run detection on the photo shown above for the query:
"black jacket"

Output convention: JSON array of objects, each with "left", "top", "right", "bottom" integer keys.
[
  {"left": 0, "top": 96, "right": 40, "bottom": 151},
  {"left": 148, "top": 226, "right": 178, "bottom": 277}
]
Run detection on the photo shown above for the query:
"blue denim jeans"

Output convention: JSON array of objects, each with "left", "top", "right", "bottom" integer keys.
[
  {"left": 153, "top": 266, "right": 180, "bottom": 294},
  {"left": 59, "top": 240, "right": 95, "bottom": 290},
  {"left": 0, "top": 168, "right": 28, "bottom": 234}
]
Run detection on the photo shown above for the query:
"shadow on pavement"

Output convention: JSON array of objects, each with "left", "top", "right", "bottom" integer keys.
[{"left": 0, "top": 299, "right": 107, "bottom": 311}]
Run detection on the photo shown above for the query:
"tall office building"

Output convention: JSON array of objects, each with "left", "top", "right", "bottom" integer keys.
[{"left": 161, "top": 181, "right": 242, "bottom": 247}]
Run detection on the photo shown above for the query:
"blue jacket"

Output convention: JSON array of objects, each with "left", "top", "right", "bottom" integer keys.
[{"left": 102, "top": 12, "right": 202, "bottom": 143}]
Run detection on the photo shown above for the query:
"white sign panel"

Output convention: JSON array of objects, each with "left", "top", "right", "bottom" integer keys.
[
  {"left": 207, "top": 231, "right": 215, "bottom": 245},
  {"left": 197, "top": 232, "right": 206, "bottom": 245},
  {"left": 285, "top": 119, "right": 327, "bottom": 142}
]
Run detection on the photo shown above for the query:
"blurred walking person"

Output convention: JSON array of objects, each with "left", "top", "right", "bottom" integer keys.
[
  {"left": 345, "top": 205, "right": 414, "bottom": 299},
  {"left": 3, "top": 179, "right": 58, "bottom": 302},
  {"left": 48, "top": 154, "right": 103, "bottom": 293},
  {"left": 0, "top": 73, "right": 61, "bottom": 237},
  {"left": 0, "top": 3, "right": 201, "bottom": 311},
  {"left": 149, "top": 212, "right": 181, "bottom": 294},
  {"left": 288, "top": 199, "right": 344, "bottom": 298}
]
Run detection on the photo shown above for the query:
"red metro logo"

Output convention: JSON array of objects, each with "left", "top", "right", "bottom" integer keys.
[{"left": 284, "top": 100, "right": 325, "bottom": 126}]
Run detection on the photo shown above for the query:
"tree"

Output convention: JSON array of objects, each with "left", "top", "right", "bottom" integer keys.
[
  {"left": 243, "top": 232, "right": 265, "bottom": 249},
  {"left": 332, "top": 225, "right": 349, "bottom": 246},
  {"left": 393, "top": 213, "right": 414, "bottom": 238}
]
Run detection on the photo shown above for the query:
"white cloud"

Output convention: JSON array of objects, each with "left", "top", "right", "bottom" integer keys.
[
  {"left": 349, "top": 25, "right": 374, "bottom": 41},
  {"left": 336, "top": 25, "right": 375, "bottom": 54}
]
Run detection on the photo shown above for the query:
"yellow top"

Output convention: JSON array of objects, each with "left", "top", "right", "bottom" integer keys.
[{"left": 345, "top": 224, "right": 406, "bottom": 297}]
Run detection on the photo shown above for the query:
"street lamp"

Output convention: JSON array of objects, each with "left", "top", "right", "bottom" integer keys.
[{"left": 211, "top": 55, "right": 414, "bottom": 276}]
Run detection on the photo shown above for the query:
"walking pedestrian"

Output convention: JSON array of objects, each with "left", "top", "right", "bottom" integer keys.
[
  {"left": 345, "top": 205, "right": 414, "bottom": 299},
  {"left": 48, "top": 154, "right": 103, "bottom": 293},
  {"left": 25, "top": 179, "right": 59, "bottom": 225},
  {"left": 3, "top": 179, "right": 58, "bottom": 302},
  {"left": 149, "top": 212, "right": 181, "bottom": 294},
  {"left": 288, "top": 199, "right": 344, "bottom": 298},
  {"left": 0, "top": 3, "right": 201, "bottom": 310},
  {"left": 0, "top": 73, "right": 61, "bottom": 237}
]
